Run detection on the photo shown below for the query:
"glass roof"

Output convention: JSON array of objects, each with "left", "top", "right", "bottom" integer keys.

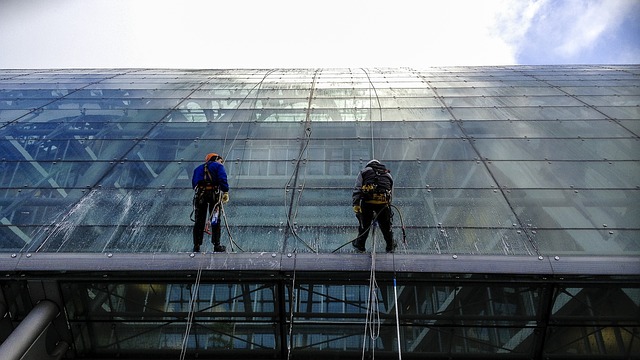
[
  {"left": 1, "top": 67, "right": 639, "bottom": 360},
  {"left": 1, "top": 67, "right": 638, "bottom": 256}
]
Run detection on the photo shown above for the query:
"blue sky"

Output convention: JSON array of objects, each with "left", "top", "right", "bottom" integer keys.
[{"left": 0, "top": 0, "right": 638, "bottom": 68}]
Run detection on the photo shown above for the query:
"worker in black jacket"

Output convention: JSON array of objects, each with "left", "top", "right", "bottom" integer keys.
[{"left": 352, "top": 159, "right": 396, "bottom": 253}]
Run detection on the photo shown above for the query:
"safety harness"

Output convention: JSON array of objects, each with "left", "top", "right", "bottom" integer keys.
[
  {"left": 190, "top": 161, "right": 221, "bottom": 228},
  {"left": 360, "top": 165, "right": 392, "bottom": 205}
]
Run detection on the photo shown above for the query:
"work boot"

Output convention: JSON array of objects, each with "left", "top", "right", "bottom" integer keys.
[
  {"left": 385, "top": 242, "right": 397, "bottom": 253},
  {"left": 352, "top": 240, "right": 365, "bottom": 252},
  {"left": 213, "top": 244, "right": 226, "bottom": 252}
]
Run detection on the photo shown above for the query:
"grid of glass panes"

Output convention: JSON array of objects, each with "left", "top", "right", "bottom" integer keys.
[{"left": 0, "top": 67, "right": 638, "bottom": 256}]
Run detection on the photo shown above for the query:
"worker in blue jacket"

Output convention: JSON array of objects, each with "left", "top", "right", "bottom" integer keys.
[{"left": 192, "top": 152, "right": 229, "bottom": 252}]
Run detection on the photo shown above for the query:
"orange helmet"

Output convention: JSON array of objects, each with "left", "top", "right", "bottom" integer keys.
[
  {"left": 205, "top": 153, "right": 223, "bottom": 162},
  {"left": 205, "top": 153, "right": 219, "bottom": 162}
]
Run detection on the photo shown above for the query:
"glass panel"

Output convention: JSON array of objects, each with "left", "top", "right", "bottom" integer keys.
[
  {"left": 597, "top": 106, "right": 640, "bottom": 120},
  {"left": 618, "top": 120, "right": 640, "bottom": 135},
  {"left": 67, "top": 88, "right": 193, "bottom": 99},
  {"left": 443, "top": 95, "right": 585, "bottom": 107},
  {"left": 0, "top": 98, "right": 55, "bottom": 110},
  {"left": 489, "top": 161, "right": 639, "bottom": 189},
  {"left": 461, "top": 120, "right": 634, "bottom": 138},
  {"left": 545, "top": 286, "right": 640, "bottom": 356},
  {"left": 1, "top": 109, "right": 169, "bottom": 124},
  {"left": 451, "top": 106, "right": 606, "bottom": 121},
  {"left": 62, "top": 281, "right": 279, "bottom": 355},
  {"left": 507, "top": 189, "right": 639, "bottom": 229},
  {"left": 474, "top": 139, "right": 639, "bottom": 160},
  {"left": 576, "top": 95, "right": 640, "bottom": 106},
  {"left": 0, "top": 109, "right": 32, "bottom": 122},
  {"left": 436, "top": 86, "right": 564, "bottom": 97},
  {"left": 563, "top": 86, "right": 640, "bottom": 96},
  {"left": 534, "top": 229, "right": 639, "bottom": 256},
  {"left": 223, "top": 139, "right": 478, "bottom": 162},
  {"left": 290, "top": 281, "right": 542, "bottom": 355},
  {"left": 545, "top": 326, "right": 640, "bottom": 357},
  {"left": 47, "top": 97, "right": 184, "bottom": 110}
]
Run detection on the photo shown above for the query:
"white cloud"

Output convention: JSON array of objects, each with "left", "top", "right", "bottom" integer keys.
[
  {"left": 493, "top": 0, "right": 640, "bottom": 64},
  {"left": 491, "top": 0, "right": 548, "bottom": 44},
  {"left": 0, "top": 0, "right": 636, "bottom": 68},
  {"left": 552, "top": 0, "right": 633, "bottom": 57}
]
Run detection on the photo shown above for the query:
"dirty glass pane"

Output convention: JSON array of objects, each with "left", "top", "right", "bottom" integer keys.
[
  {"left": 507, "top": 189, "right": 639, "bottom": 229},
  {"left": 461, "top": 120, "right": 634, "bottom": 138},
  {"left": 489, "top": 161, "right": 640, "bottom": 189},
  {"left": 473, "top": 138, "right": 640, "bottom": 160},
  {"left": 1, "top": 67, "right": 638, "bottom": 258},
  {"left": 451, "top": 106, "right": 606, "bottom": 121}
]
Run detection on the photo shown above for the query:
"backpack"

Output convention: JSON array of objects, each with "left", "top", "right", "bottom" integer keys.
[{"left": 361, "top": 162, "right": 392, "bottom": 203}]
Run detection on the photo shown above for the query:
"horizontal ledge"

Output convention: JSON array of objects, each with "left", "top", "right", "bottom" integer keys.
[{"left": 0, "top": 252, "right": 638, "bottom": 276}]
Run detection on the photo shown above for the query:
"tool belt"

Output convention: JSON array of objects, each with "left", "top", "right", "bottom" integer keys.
[
  {"left": 194, "top": 183, "right": 220, "bottom": 205},
  {"left": 361, "top": 184, "right": 391, "bottom": 204},
  {"left": 196, "top": 181, "right": 219, "bottom": 193},
  {"left": 365, "top": 192, "right": 390, "bottom": 204}
]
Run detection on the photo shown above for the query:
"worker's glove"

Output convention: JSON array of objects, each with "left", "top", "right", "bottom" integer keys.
[
  {"left": 353, "top": 205, "right": 361, "bottom": 214},
  {"left": 222, "top": 192, "right": 229, "bottom": 203}
]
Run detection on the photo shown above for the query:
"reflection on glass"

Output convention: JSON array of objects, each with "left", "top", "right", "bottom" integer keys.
[{"left": 0, "top": 68, "right": 637, "bottom": 257}]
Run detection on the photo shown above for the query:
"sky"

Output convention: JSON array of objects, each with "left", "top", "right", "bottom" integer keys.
[{"left": 0, "top": 0, "right": 639, "bottom": 69}]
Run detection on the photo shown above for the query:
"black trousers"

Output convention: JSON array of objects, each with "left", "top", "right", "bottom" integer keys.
[
  {"left": 354, "top": 202, "right": 394, "bottom": 248},
  {"left": 193, "top": 190, "right": 222, "bottom": 248}
]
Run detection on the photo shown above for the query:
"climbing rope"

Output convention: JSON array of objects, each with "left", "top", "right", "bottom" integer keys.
[
  {"left": 222, "top": 69, "right": 277, "bottom": 160},
  {"left": 219, "top": 201, "right": 244, "bottom": 252},
  {"left": 286, "top": 248, "right": 298, "bottom": 359},
  {"left": 283, "top": 127, "right": 317, "bottom": 253},
  {"left": 282, "top": 70, "right": 320, "bottom": 253},
  {"left": 362, "top": 224, "right": 381, "bottom": 359},
  {"left": 204, "top": 70, "right": 277, "bottom": 252},
  {"left": 391, "top": 234, "right": 403, "bottom": 359},
  {"left": 360, "top": 68, "right": 383, "bottom": 158},
  {"left": 179, "top": 266, "right": 203, "bottom": 360},
  {"left": 331, "top": 203, "right": 408, "bottom": 253},
  {"left": 331, "top": 208, "right": 382, "bottom": 253}
]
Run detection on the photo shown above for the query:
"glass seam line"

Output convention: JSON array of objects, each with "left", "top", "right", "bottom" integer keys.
[{"left": 412, "top": 68, "right": 542, "bottom": 256}]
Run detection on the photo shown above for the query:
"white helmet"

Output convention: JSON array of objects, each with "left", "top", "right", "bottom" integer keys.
[{"left": 366, "top": 159, "right": 379, "bottom": 167}]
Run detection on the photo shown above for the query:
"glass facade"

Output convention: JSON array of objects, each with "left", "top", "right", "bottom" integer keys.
[
  {"left": 1, "top": 67, "right": 638, "bottom": 256},
  {"left": 0, "top": 67, "right": 638, "bottom": 359},
  {"left": 49, "top": 276, "right": 638, "bottom": 359}
]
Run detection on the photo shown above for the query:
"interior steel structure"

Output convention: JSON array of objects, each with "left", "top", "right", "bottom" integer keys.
[{"left": 0, "top": 66, "right": 639, "bottom": 359}]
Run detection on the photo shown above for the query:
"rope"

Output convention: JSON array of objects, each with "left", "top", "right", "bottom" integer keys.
[
  {"left": 283, "top": 126, "right": 317, "bottom": 253},
  {"left": 360, "top": 68, "right": 383, "bottom": 159},
  {"left": 179, "top": 266, "right": 203, "bottom": 360},
  {"left": 391, "top": 235, "right": 403, "bottom": 359},
  {"left": 189, "top": 189, "right": 198, "bottom": 223},
  {"left": 390, "top": 204, "right": 407, "bottom": 246},
  {"left": 220, "top": 201, "right": 244, "bottom": 252},
  {"left": 331, "top": 206, "right": 385, "bottom": 253},
  {"left": 362, "top": 223, "right": 381, "bottom": 359},
  {"left": 286, "top": 249, "right": 298, "bottom": 359},
  {"left": 203, "top": 70, "right": 276, "bottom": 253},
  {"left": 222, "top": 69, "right": 276, "bottom": 161},
  {"left": 283, "top": 70, "right": 320, "bottom": 253},
  {"left": 393, "top": 276, "right": 402, "bottom": 359}
]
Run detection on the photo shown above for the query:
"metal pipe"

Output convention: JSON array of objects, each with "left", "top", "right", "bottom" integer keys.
[{"left": 0, "top": 299, "right": 59, "bottom": 360}]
